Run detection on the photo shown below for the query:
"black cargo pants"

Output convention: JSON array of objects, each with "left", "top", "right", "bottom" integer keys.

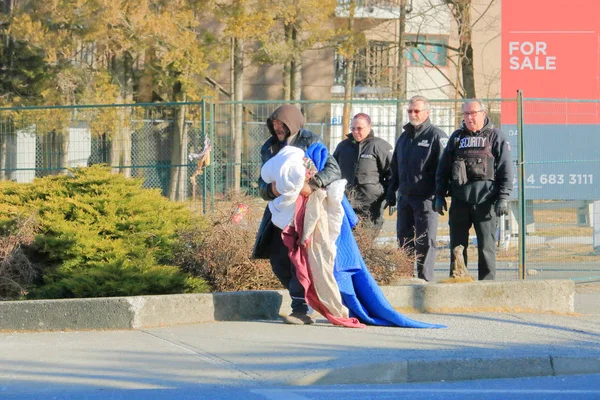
[
  {"left": 448, "top": 198, "right": 498, "bottom": 280},
  {"left": 396, "top": 195, "right": 439, "bottom": 282}
]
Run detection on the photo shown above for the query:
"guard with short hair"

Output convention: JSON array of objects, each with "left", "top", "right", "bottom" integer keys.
[
  {"left": 387, "top": 95, "right": 447, "bottom": 282},
  {"left": 435, "top": 99, "right": 513, "bottom": 280},
  {"left": 333, "top": 113, "right": 393, "bottom": 230}
]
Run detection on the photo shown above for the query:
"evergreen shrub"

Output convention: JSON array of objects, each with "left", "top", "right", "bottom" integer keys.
[{"left": 0, "top": 166, "right": 209, "bottom": 299}]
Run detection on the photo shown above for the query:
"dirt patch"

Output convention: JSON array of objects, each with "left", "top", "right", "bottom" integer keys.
[{"left": 575, "top": 281, "right": 600, "bottom": 294}]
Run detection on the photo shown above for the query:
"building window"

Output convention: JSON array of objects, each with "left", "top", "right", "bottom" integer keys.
[
  {"left": 355, "top": 42, "right": 397, "bottom": 88},
  {"left": 334, "top": 51, "right": 346, "bottom": 86},
  {"left": 404, "top": 34, "right": 448, "bottom": 67},
  {"left": 333, "top": 35, "right": 448, "bottom": 88}
]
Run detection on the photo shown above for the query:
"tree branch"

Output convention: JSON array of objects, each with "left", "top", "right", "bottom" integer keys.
[
  {"left": 472, "top": 0, "right": 496, "bottom": 29},
  {"left": 412, "top": 46, "right": 465, "bottom": 98},
  {"left": 406, "top": 40, "right": 460, "bottom": 53}
]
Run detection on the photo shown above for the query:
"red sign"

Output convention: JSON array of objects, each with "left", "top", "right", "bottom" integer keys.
[{"left": 501, "top": 0, "right": 600, "bottom": 123}]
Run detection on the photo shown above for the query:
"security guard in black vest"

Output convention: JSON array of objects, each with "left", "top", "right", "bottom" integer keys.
[{"left": 434, "top": 99, "right": 513, "bottom": 280}]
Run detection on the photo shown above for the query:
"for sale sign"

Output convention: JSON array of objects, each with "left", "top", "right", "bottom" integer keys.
[
  {"left": 501, "top": 0, "right": 600, "bottom": 123},
  {"left": 501, "top": 0, "right": 600, "bottom": 199}
]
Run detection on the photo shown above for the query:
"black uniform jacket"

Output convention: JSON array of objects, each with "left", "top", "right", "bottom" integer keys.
[
  {"left": 333, "top": 131, "right": 392, "bottom": 209},
  {"left": 389, "top": 119, "right": 447, "bottom": 198}
]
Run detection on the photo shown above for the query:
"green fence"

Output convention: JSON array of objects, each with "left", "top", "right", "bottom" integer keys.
[{"left": 1, "top": 97, "right": 599, "bottom": 281}]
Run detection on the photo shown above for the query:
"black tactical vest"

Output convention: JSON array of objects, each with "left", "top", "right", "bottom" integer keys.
[{"left": 454, "top": 129, "right": 495, "bottom": 182}]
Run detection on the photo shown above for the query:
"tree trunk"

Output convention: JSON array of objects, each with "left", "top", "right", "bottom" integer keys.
[
  {"left": 448, "top": 0, "right": 476, "bottom": 99},
  {"left": 290, "top": 26, "right": 302, "bottom": 102},
  {"left": 395, "top": 0, "right": 408, "bottom": 140},
  {"left": 138, "top": 48, "right": 155, "bottom": 103},
  {"left": 111, "top": 53, "right": 134, "bottom": 177},
  {"left": 460, "top": 40, "right": 476, "bottom": 98},
  {"left": 342, "top": 0, "right": 356, "bottom": 137},
  {"left": 169, "top": 102, "right": 188, "bottom": 201},
  {"left": 342, "top": 59, "right": 354, "bottom": 137},
  {"left": 282, "top": 25, "right": 291, "bottom": 100},
  {"left": 56, "top": 128, "right": 70, "bottom": 176},
  {"left": 0, "top": 133, "right": 6, "bottom": 181}
]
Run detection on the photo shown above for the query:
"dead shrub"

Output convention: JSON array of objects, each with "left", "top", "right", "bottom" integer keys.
[
  {"left": 177, "top": 192, "right": 415, "bottom": 292},
  {"left": 175, "top": 193, "right": 282, "bottom": 292},
  {"left": 0, "top": 216, "right": 39, "bottom": 300},
  {"left": 352, "top": 218, "right": 414, "bottom": 284}
]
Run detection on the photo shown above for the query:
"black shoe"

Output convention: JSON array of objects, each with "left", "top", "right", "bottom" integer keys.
[{"left": 282, "top": 312, "right": 315, "bottom": 325}]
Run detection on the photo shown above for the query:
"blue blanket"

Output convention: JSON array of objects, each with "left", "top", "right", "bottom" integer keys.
[{"left": 305, "top": 143, "right": 445, "bottom": 328}]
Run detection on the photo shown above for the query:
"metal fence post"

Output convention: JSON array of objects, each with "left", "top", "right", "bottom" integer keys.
[
  {"left": 201, "top": 98, "right": 207, "bottom": 214},
  {"left": 517, "top": 90, "right": 526, "bottom": 279},
  {"left": 209, "top": 98, "right": 215, "bottom": 213}
]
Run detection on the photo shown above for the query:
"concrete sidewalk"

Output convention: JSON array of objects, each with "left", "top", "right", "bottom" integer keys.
[
  {"left": 0, "top": 279, "right": 598, "bottom": 395},
  {"left": 0, "top": 312, "right": 599, "bottom": 395}
]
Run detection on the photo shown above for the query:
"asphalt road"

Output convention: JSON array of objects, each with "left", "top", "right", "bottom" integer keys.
[{"left": 2, "top": 374, "right": 600, "bottom": 400}]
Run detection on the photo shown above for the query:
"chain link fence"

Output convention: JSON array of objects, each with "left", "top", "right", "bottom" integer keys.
[
  {"left": 513, "top": 98, "right": 600, "bottom": 281},
  {"left": 1, "top": 98, "right": 599, "bottom": 281}
]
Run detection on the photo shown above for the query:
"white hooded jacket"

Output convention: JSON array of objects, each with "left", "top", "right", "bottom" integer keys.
[{"left": 260, "top": 146, "right": 306, "bottom": 229}]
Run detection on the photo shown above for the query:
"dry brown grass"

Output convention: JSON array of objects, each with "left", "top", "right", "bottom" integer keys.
[
  {"left": 179, "top": 193, "right": 415, "bottom": 292},
  {"left": 436, "top": 242, "right": 600, "bottom": 264},
  {"left": 0, "top": 216, "right": 39, "bottom": 300},
  {"left": 176, "top": 193, "right": 282, "bottom": 292},
  {"left": 353, "top": 219, "right": 414, "bottom": 284},
  {"left": 429, "top": 201, "right": 598, "bottom": 263}
]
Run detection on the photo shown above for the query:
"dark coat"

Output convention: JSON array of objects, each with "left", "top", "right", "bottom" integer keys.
[
  {"left": 389, "top": 118, "right": 447, "bottom": 199},
  {"left": 333, "top": 131, "right": 392, "bottom": 212}
]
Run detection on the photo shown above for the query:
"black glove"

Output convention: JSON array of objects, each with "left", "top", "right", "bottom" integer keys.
[
  {"left": 386, "top": 189, "right": 397, "bottom": 209},
  {"left": 494, "top": 199, "right": 508, "bottom": 216},
  {"left": 385, "top": 190, "right": 397, "bottom": 215},
  {"left": 388, "top": 203, "right": 397, "bottom": 216},
  {"left": 434, "top": 196, "right": 447, "bottom": 216}
]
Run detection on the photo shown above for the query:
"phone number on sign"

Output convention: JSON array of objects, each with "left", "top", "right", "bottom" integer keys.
[{"left": 526, "top": 174, "right": 594, "bottom": 185}]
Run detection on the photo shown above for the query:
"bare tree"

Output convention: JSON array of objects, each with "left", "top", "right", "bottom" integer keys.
[
  {"left": 405, "top": 0, "right": 497, "bottom": 99},
  {"left": 341, "top": 0, "right": 357, "bottom": 136},
  {"left": 395, "top": 0, "right": 409, "bottom": 138},
  {"left": 445, "top": 0, "right": 476, "bottom": 98}
]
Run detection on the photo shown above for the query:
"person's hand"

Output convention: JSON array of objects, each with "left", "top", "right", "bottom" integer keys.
[
  {"left": 386, "top": 189, "right": 397, "bottom": 210},
  {"left": 300, "top": 181, "right": 313, "bottom": 197},
  {"left": 271, "top": 182, "right": 280, "bottom": 197},
  {"left": 388, "top": 204, "right": 397, "bottom": 216},
  {"left": 434, "top": 196, "right": 447, "bottom": 216},
  {"left": 494, "top": 199, "right": 508, "bottom": 216}
]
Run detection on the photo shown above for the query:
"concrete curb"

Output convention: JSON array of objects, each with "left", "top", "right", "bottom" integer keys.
[
  {"left": 381, "top": 279, "right": 575, "bottom": 314},
  {"left": 293, "top": 356, "right": 600, "bottom": 385},
  {"left": 0, "top": 279, "right": 574, "bottom": 331},
  {"left": 0, "top": 291, "right": 284, "bottom": 331}
]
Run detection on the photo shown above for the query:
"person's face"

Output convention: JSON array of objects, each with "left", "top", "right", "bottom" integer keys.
[
  {"left": 407, "top": 101, "right": 430, "bottom": 127},
  {"left": 462, "top": 101, "right": 487, "bottom": 132},
  {"left": 350, "top": 117, "right": 371, "bottom": 142},
  {"left": 272, "top": 119, "right": 288, "bottom": 142}
]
